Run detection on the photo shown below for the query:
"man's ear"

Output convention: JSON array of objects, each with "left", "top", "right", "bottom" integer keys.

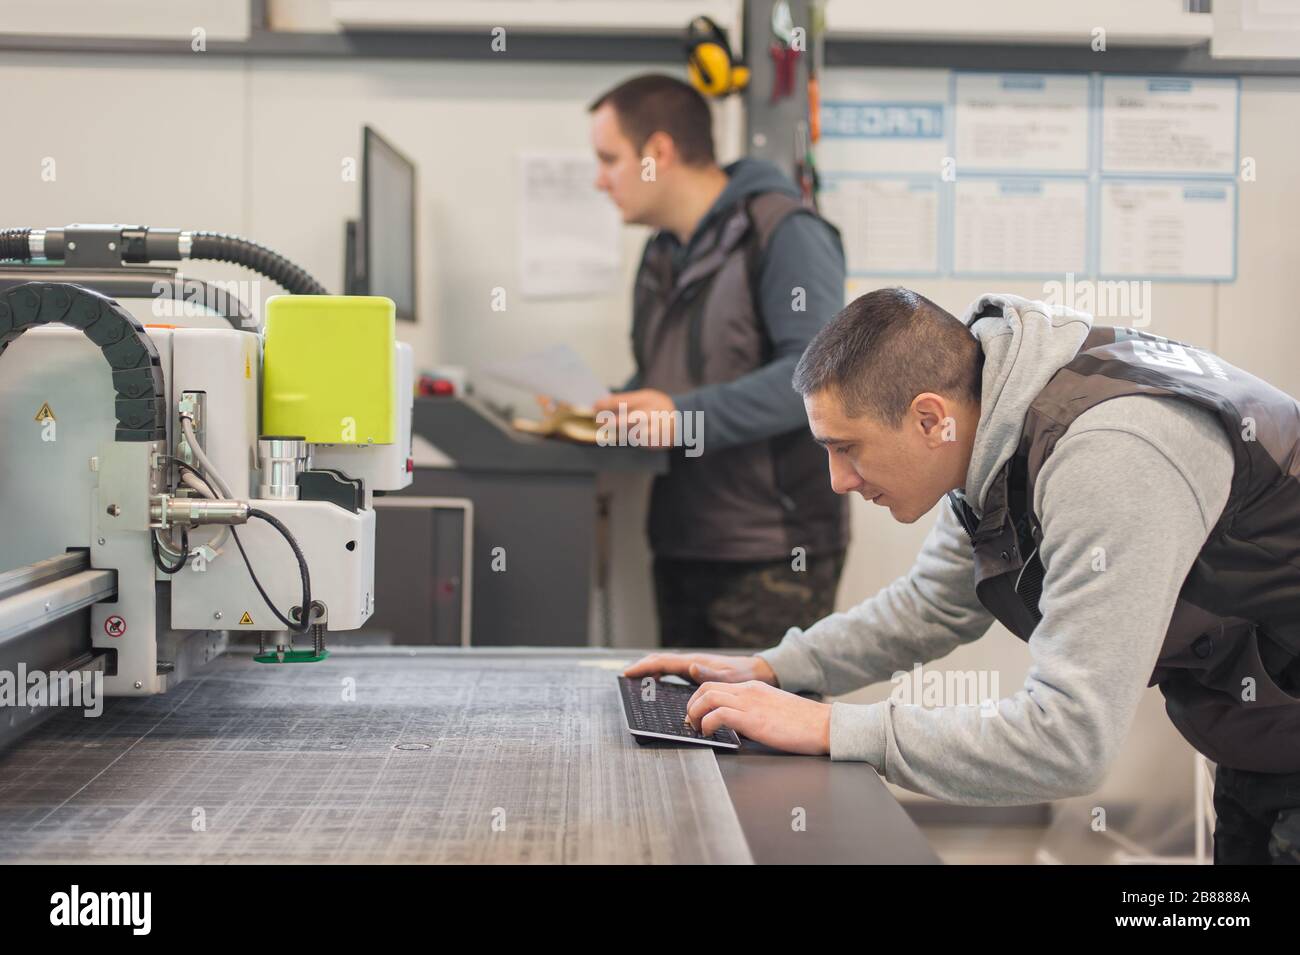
[
  {"left": 642, "top": 130, "right": 676, "bottom": 172},
  {"left": 911, "top": 393, "right": 953, "bottom": 448}
]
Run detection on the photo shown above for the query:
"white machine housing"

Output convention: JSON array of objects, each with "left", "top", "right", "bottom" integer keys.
[{"left": 0, "top": 301, "right": 412, "bottom": 697}]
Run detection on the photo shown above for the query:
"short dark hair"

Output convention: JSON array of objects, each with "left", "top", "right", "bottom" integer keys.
[
  {"left": 588, "top": 73, "right": 715, "bottom": 166},
  {"left": 792, "top": 288, "right": 983, "bottom": 426}
]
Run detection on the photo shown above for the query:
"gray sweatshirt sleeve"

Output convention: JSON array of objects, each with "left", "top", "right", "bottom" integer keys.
[
  {"left": 823, "top": 398, "right": 1234, "bottom": 806},
  {"left": 671, "top": 213, "right": 845, "bottom": 451},
  {"left": 758, "top": 501, "right": 994, "bottom": 696}
]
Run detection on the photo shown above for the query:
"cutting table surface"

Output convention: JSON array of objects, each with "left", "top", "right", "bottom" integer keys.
[{"left": 0, "top": 647, "right": 937, "bottom": 864}]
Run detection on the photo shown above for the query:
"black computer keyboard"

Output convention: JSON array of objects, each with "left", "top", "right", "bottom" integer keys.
[{"left": 617, "top": 676, "right": 741, "bottom": 749}]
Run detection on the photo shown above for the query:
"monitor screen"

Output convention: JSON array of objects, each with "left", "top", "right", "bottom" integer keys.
[{"left": 363, "top": 126, "right": 416, "bottom": 321}]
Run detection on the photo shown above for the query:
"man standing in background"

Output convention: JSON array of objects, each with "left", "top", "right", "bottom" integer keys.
[{"left": 587, "top": 73, "right": 848, "bottom": 650}]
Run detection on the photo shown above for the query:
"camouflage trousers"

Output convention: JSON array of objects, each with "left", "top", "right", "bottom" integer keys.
[
  {"left": 652, "top": 550, "right": 846, "bottom": 652},
  {"left": 1213, "top": 764, "right": 1300, "bottom": 864}
]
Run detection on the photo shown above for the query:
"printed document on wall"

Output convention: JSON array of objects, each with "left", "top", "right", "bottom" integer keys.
[
  {"left": 818, "top": 68, "right": 950, "bottom": 175},
  {"left": 953, "top": 72, "right": 1091, "bottom": 173},
  {"left": 817, "top": 68, "right": 948, "bottom": 275},
  {"left": 819, "top": 177, "right": 940, "bottom": 275},
  {"left": 518, "top": 152, "right": 622, "bottom": 299},
  {"left": 953, "top": 179, "right": 1089, "bottom": 277},
  {"left": 1100, "top": 77, "right": 1238, "bottom": 176},
  {"left": 1099, "top": 181, "right": 1236, "bottom": 280}
]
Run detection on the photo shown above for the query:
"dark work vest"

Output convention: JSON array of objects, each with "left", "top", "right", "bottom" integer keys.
[
  {"left": 631, "top": 191, "right": 848, "bottom": 560},
  {"left": 949, "top": 324, "right": 1300, "bottom": 773}
]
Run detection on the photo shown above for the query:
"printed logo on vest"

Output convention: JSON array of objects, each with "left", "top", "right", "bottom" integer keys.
[{"left": 1132, "top": 339, "right": 1203, "bottom": 376}]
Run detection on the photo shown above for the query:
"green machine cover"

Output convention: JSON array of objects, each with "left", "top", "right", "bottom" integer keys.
[{"left": 262, "top": 295, "right": 396, "bottom": 444}]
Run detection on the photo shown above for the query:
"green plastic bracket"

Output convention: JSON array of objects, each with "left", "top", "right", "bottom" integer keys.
[{"left": 253, "top": 649, "right": 331, "bottom": 664}]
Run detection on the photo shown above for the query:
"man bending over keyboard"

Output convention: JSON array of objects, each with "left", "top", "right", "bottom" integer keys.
[{"left": 624, "top": 287, "right": 1300, "bottom": 865}]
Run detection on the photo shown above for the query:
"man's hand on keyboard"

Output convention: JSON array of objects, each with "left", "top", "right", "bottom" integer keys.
[
  {"left": 686, "top": 681, "right": 832, "bottom": 756},
  {"left": 622, "top": 652, "right": 778, "bottom": 687}
]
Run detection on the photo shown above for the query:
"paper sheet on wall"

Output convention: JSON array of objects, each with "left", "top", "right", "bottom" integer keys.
[
  {"left": 819, "top": 177, "right": 940, "bottom": 275},
  {"left": 518, "top": 151, "right": 622, "bottom": 299},
  {"left": 1101, "top": 76, "right": 1238, "bottom": 176},
  {"left": 1099, "top": 180, "right": 1236, "bottom": 280},
  {"left": 953, "top": 179, "right": 1089, "bottom": 276},
  {"left": 953, "top": 72, "right": 1091, "bottom": 173},
  {"left": 817, "top": 69, "right": 949, "bottom": 276},
  {"left": 817, "top": 68, "right": 950, "bottom": 176}
]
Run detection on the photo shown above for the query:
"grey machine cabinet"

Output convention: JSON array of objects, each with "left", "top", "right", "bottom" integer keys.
[
  {"left": 363, "top": 395, "right": 666, "bottom": 647},
  {"left": 365, "top": 498, "right": 471, "bottom": 646}
]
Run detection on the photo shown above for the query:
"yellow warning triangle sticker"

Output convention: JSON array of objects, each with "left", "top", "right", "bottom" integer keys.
[
  {"left": 244, "top": 354, "right": 251, "bottom": 379},
  {"left": 34, "top": 402, "right": 55, "bottom": 422},
  {"left": 238, "top": 611, "right": 254, "bottom": 625}
]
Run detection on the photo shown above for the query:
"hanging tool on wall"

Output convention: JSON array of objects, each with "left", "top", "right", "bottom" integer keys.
[
  {"left": 794, "top": 120, "right": 816, "bottom": 206},
  {"left": 807, "top": 0, "right": 823, "bottom": 145},
  {"left": 768, "top": 1, "right": 801, "bottom": 104},
  {"left": 794, "top": 0, "right": 827, "bottom": 209}
]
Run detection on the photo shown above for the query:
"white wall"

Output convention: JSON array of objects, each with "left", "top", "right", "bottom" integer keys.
[{"left": 247, "top": 56, "right": 658, "bottom": 375}]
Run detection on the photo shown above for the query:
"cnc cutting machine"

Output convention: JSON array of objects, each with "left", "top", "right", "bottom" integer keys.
[{"left": 0, "top": 224, "right": 413, "bottom": 747}]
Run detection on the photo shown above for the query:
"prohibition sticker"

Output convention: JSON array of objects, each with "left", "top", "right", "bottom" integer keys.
[{"left": 104, "top": 615, "right": 126, "bottom": 637}]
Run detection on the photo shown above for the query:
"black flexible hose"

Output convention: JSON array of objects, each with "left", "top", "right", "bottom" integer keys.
[
  {"left": 0, "top": 228, "right": 32, "bottom": 261},
  {"left": 1, "top": 227, "right": 326, "bottom": 295},
  {"left": 187, "top": 231, "right": 327, "bottom": 296}
]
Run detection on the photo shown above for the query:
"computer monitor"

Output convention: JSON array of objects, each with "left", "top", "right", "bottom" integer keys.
[{"left": 347, "top": 125, "right": 416, "bottom": 322}]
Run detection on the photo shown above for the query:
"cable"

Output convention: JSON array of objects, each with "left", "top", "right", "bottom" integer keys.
[
  {"left": 157, "top": 453, "right": 231, "bottom": 554},
  {"left": 159, "top": 453, "right": 211, "bottom": 497},
  {"left": 180, "top": 417, "right": 234, "bottom": 499},
  {"left": 152, "top": 454, "right": 191, "bottom": 562},
  {"left": 171, "top": 424, "right": 312, "bottom": 635},
  {"left": 180, "top": 468, "right": 212, "bottom": 495},
  {"left": 157, "top": 452, "right": 202, "bottom": 481},
  {"left": 178, "top": 471, "right": 232, "bottom": 554},
  {"left": 230, "top": 508, "right": 312, "bottom": 634},
  {"left": 151, "top": 526, "right": 190, "bottom": 574},
  {"left": 164, "top": 462, "right": 310, "bottom": 632},
  {"left": 153, "top": 526, "right": 186, "bottom": 563}
]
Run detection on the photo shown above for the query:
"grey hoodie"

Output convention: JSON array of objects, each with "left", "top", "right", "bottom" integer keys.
[{"left": 759, "top": 294, "right": 1237, "bottom": 805}]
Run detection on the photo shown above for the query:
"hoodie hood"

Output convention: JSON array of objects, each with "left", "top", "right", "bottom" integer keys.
[
  {"left": 674, "top": 157, "right": 800, "bottom": 261},
  {"left": 713, "top": 156, "right": 801, "bottom": 209},
  {"left": 960, "top": 293, "right": 1094, "bottom": 514}
]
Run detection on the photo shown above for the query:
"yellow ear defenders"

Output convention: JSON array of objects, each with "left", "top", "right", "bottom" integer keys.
[{"left": 685, "top": 15, "right": 750, "bottom": 97}]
